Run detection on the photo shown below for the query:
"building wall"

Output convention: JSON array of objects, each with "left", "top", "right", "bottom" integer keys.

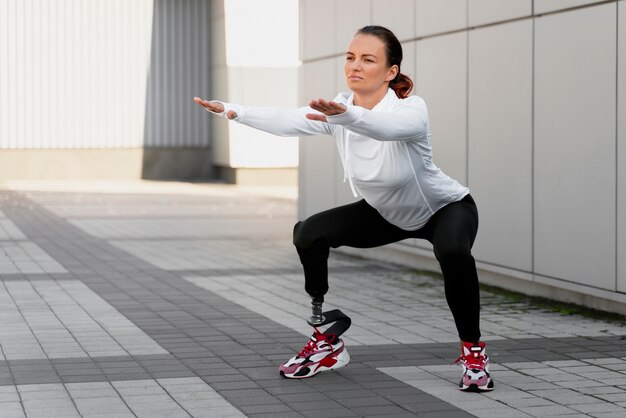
[
  {"left": 0, "top": 0, "right": 213, "bottom": 179},
  {"left": 298, "top": 0, "right": 626, "bottom": 313},
  {"left": 210, "top": 0, "right": 300, "bottom": 185}
]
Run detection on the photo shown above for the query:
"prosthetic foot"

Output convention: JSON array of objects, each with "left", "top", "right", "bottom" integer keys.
[{"left": 279, "top": 297, "right": 352, "bottom": 379}]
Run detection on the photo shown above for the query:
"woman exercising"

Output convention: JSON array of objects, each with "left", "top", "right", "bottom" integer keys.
[{"left": 194, "top": 25, "right": 493, "bottom": 392}]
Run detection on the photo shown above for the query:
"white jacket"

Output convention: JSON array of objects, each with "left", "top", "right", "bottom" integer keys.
[{"left": 211, "top": 88, "right": 469, "bottom": 231}]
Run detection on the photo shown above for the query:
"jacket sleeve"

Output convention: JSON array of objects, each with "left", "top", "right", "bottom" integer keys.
[
  {"left": 208, "top": 102, "right": 333, "bottom": 137},
  {"left": 325, "top": 96, "right": 428, "bottom": 142}
]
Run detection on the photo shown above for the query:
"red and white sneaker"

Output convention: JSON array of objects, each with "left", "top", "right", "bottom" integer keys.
[
  {"left": 455, "top": 341, "right": 494, "bottom": 392},
  {"left": 279, "top": 328, "right": 350, "bottom": 379}
]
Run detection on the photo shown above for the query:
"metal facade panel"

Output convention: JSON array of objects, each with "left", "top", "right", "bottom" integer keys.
[
  {"left": 415, "top": 0, "right": 467, "bottom": 38},
  {"left": 1, "top": 0, "right": 211, "bottom": 150},
  {"left": 534, "top": 4, "right": 617, "bottom": 290},
  {"left": 468, "top": 20, "right": 533, "bottom": 271},
  {"left": 467, "top": 0, "right": 532, "bottom": 27},
  {"left": 416, "top": 32, "right": 467, "bottom": 187},
  {"left": 618, "top": 1, "right": 626, "bottom": 293}
]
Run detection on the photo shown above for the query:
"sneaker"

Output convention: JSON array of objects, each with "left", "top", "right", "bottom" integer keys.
[
  {"left": 279, "top": 328, "right": 350, "bottom": 379},
  {"left": 455, "top": 341, "right": 494, "bottom": 392}
]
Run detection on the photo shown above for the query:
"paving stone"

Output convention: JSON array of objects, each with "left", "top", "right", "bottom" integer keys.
[
  {"left": 1, "top": 186, "right": 626, "bottom": 418},
  {"left": 240, "top": 404, "right": 295, "bottom": 414}
]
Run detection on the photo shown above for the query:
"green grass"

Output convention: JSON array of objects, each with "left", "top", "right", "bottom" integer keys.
[
  {"left": 479, "top": 282, "right": 626, "bottom": 324},
  {"left": 406, "top": 268, "right": 626, "bottom": 325}
]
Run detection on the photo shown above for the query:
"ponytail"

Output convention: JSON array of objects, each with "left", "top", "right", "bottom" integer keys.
[{"left": 390, "top": 73, "right": 413, "bottom": 99}]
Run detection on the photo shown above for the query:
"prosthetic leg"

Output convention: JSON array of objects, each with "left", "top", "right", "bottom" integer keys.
[{"left": 280, "top": 232, "right": 351, "bottom": 377}]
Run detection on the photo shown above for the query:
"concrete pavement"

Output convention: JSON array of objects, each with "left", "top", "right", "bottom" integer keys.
[{"left": 0, "top": 180, "right": 624, "bottom": 417}]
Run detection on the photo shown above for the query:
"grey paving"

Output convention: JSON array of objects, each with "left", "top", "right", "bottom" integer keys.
[
  {"left": 0, "top": 242, "right": 66, "bottom": 274},
  {"left": 0, "top": 183, "right": 624, "bottom": 418}
]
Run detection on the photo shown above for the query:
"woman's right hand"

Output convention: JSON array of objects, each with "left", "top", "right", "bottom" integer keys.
[{"left": 193, "top": 97, "right": 237, "bottom": 119}]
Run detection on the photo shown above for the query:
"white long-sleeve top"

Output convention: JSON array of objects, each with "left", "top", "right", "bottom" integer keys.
[{"left": 210, "top": 88, "right": 469, "bottom": 231}]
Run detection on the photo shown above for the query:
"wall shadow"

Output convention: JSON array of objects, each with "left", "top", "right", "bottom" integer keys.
[{"left": 141, "top": 0, "right": 216, "bottom": 181}]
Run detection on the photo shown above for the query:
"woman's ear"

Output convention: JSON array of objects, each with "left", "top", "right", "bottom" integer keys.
[{"left": 386, "top": 64, "right": 399, "bottom": 82}]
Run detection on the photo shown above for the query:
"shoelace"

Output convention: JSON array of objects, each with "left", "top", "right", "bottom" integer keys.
[
  {"left": 298, "top": 327, "right": 336, "bottom": 357},
  {"left": 454, "top": 350, "right": 487, "bottom": 370}
]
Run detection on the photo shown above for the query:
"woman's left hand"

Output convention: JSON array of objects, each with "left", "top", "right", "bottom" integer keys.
[{"left": 306, "top": 99, "right": 347, "bottom": 122}]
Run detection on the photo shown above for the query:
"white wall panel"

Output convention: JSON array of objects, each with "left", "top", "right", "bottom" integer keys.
[
  {"left": 416, "top": 32, "right": 467, "bottom": 186},
  {"left": 299, "top": 59, "right": 338, "bottom": 220},
  {"left": 372, "top": 0, "right": 415, "bottom": 41},
  {"left": 618, "top": 1, "right": 626, "bottom": 293},
  {"left": 534, "top": 4, "right": 616, "bottom": 289},
  {"left": 415, "top": 0, "right": 467, "bottom": 37},
  {"left": 0, "top": 0, "right": 7, "bottom": 148},
  {"left": 336, "top": 0, "right": 372, "bottom": 54},
  {"left": 0, "top": 0, "right": 211, "bottom": 150},
  {"left": 468, "top": 20, "right": 533, "bottom": 271},
  {"left": 535, "top": 0, "right": 607, "bottom": 15},
  {"left": 226, "top": 67, "right": 299, "bottom": 168},
  {"left": 468, "top": 0, "right": 531, "bottom": 27},
  {"left": 401, "top": 40, "right": 417, "bottom": 85},
  {"left": 302, "top": 0, "right": 337, "bottom": 60}
]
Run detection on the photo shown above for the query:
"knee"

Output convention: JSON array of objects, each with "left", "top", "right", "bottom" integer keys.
[
  {"left": 293, "top": 221, "right": 303, "bottom": 245},
  {"left": 292, "top": 221, "right": 307, "bottom": 248},
  {"left": 293, "top": 218, "right": 326, "bottom": 249},
  {"left": 434, "top": 244, "right": 473, "bottom": 265}
]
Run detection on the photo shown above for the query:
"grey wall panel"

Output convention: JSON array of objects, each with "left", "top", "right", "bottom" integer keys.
[
  {"left": 468, "top": 20, "right": 533, "bottom": 271},
  {"left": 467, "top": 0, "right": 531, "bottom": 27},
  {"left": 336, "top": 0, "right": 372, "bottom": 53},
  {"left": 372, "top": 0, "right": 415, "bottom": 41},
  {"left": 402, "top": 40, "right": 417, "bottom": 85},
  {"left": 534, "top": 4, "right": 616, "bottom": 289},
  {"left": 145, "top": 0, "right": 211, "bottom": 148},
  {"left": 299, "top": 59, "right": 338, "bottom": 220},
  {"left": 302, "top": 0, "right": 337, "bottom": 60},
  {"left": 415, "top": 0, "right": 467, "bottom": 37},
  {"left": 535, "top": 0, "right": 607, "bottom": 15},
  {"left": 416, "top": 32, "right": 467, "bottom": 186},
  {"left": 618, "top": 1, "right": 626, "bottom": 293}
]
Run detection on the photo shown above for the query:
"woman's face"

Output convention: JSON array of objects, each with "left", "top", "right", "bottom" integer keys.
[{"left": 345, "top": 34, "right": 398, "bottom": 97}]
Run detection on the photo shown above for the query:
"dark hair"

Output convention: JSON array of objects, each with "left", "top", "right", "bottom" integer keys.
[{"left": 355, "top": 25, "right": 414, "bottom": 99}]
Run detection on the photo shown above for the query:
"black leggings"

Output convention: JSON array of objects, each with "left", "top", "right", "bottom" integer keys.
[{"left": 293, "top": 194, "right": 480, "bottom": 343}]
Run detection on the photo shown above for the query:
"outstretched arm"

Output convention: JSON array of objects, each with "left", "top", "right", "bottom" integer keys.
[
  {"left": 193, "top": 97, "right": 333, "bottom": 137},
  {"left": 306, "top": 97, "right": 428, "bottom": 142}
]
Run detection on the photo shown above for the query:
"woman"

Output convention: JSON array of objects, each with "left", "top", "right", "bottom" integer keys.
[{"left": 194, "top": 25, "right": 494, "bottom": 392}]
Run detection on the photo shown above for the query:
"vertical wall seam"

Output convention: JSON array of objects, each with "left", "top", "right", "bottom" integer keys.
[
  {"left": 615, "top": 2, "right": 620, "bottom": 292},
  {"left": 530, "top": 5, "right": 536, "bottom": 275},
  {"left": 466, "top": 0, "right": 470, "bottom": 187},
  {"left": 333, "top": 0, "right": 339, "bottom": 208}
]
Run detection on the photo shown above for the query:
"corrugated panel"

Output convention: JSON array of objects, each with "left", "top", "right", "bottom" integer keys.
[{"left": 0, "top": 0, "right": 212, "bottom": 149}]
